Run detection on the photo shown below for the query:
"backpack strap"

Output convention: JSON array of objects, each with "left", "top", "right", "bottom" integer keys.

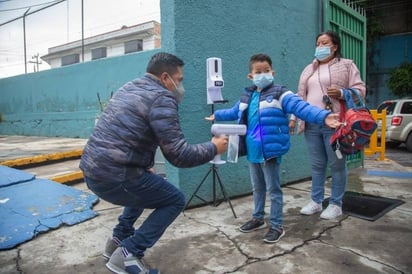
[
  {"left": 339, "top": 100, "right": 346, "bottom": 123},
  {"left": 342, "top": 88, "right": 365, "bottom": 109}
]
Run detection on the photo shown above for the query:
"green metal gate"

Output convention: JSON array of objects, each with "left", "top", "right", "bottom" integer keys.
[
  {"left": 323, "top": 0, "right": 367, "bottom": 168},
  {"left": 323, "top": 0, "right": 367, "bottom": 79}
]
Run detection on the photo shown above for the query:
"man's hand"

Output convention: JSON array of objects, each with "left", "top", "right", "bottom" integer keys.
[
  {"left": 325, "top": 113, "right": 342, "bottom": 128},
  {"left": 211, "top": 135, "right": 228, "bottom": 154}
]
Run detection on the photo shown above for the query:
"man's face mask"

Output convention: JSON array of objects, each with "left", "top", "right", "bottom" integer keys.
[{"left": 167, "top": 74, "right": 185, "bottom": 103}]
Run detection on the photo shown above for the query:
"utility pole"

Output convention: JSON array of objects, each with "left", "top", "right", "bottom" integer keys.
[
  {"left": 23, "top": 8, "right": 30, "bottom": 74},
  {"left": 28, "top": 53, "right": 42, "bottom": 72}
]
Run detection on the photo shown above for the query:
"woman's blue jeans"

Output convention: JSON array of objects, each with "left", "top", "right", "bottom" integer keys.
[
  {"left": 304, "top": 123, "right": 347, "bottom": 207},
  {"left": 248, "top": 159, "right": 283, "bottom": 229},
  {"left": 84, "top": 172, "right": 185, "bottom": 258}
]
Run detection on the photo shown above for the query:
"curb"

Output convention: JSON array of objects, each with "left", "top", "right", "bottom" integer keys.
[
  {"left": 1, "top": 149, "right": 84, "bottom": 184},
  {"left": 0, "top": 149, "right": 83, "bottom": 168}
]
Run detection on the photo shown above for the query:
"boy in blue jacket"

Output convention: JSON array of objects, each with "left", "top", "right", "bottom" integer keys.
[{"left": 207, "top": 53, "right": 340, "bottom": 243}]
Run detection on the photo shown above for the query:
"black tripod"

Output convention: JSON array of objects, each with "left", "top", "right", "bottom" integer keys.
[
  {"left": 184, "top": 160, "right": 237, "bottom": 218},
  {"left": 184, "top": 100, "right": 237, "bottom": 218}
]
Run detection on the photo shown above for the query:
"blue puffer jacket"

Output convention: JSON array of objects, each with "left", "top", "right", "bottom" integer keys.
[
  {"left": 214, "top": 84, "right": 331, "bottom": 160},
  {"left": 80, "top": 74, "right": 217, "bottom": 182}
]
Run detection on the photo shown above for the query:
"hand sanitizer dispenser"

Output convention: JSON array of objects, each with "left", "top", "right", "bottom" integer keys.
[{"left": 206, "top": 57, "right": 224, "bottom": 104}]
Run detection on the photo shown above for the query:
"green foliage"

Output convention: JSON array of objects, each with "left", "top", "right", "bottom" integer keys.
[
  {"left": 388, "top": 63, "right": 412, "bottom": 98},
  {"left": 353, "top": 0, "right": 385, "bottom": 44}
]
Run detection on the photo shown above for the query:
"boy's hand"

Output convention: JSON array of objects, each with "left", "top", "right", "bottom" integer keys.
[
  {"left": 205, "top": 114, "right": 215, "bottom": 121},
  {"left": 325, "top": 113, "right": 342, "bottom": 128}
]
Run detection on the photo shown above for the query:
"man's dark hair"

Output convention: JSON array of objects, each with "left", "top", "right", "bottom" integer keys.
[
  {"left": 146, "top": 52, "right": 184, "bottom": 76},
  {"left": 317, "top": 31, "right": 343, "bottom": 59},
  {"left": 249, "top": 53, "right": 272, "bottom": 71}
]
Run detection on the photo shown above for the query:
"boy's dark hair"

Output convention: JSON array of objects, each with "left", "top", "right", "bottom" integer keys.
[
  {"left": 249, "top": 53, "right": 272, "bottom": 71},
  {"left": 146, "top": 52, "right": 184, "bottom": 76},
  {"left": 317, "top": 31, "right": 343, "bottom": 59}
]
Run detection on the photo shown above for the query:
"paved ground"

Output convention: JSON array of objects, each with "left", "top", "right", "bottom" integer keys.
[{"left": 0, "top": 136, "right": 411, "bottom": 274}]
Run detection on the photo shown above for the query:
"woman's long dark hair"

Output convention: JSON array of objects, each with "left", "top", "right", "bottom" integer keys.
[{"left": 317, "top": 31, "right": 343, "bottom": 59}]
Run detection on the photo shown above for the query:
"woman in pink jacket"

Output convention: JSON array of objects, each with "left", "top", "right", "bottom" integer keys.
[{"left": 289, "top": 31, "right": 366, "bottom": 219}]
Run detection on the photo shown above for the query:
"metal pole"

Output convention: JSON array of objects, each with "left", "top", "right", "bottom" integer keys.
[
  {"left": 81, "top": 0, "right": 84, "bottom": 62},
  {"left": 23, "top": 8, "right": 30, "bottom": 74}
]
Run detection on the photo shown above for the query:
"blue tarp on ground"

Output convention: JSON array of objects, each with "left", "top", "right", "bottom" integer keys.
[
  {"left": 0, "top": 165, "right": 35, "bottom": 187},
  {"left": 0, "top": 165, "right": 98, "bottom": 250}
]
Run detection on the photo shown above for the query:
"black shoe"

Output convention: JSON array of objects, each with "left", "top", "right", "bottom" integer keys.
[
  {"left": 239, "top": 218, "right": 267, "bottom": 233},
  {"left": 264, "top": 227, "right": 285, "bottom": 244}
]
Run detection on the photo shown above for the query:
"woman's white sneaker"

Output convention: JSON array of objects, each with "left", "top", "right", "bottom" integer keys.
[
  {"left": 320, "top": 204, "right": 342, "bottom": 219},
  {"left": 300, "top": 200, "right": 322, "bottom": 215}
]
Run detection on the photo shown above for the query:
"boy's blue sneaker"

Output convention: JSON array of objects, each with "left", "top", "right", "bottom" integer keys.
[
  {"left": 239, "top": 218, "right": 267, "bottom": 233},
  {"left": 263, "top": 227, "right": 285, "bottom": 244},
  {"left": 106, "top": 247, "right": 160, "bottom": 274}
]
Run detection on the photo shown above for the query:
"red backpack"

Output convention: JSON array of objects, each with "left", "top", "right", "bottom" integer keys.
[{"left": 330, "top": 89, "right": 377, "bottom": 157}]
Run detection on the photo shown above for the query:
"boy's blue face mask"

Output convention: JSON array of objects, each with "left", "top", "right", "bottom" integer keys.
[
  {"left": 253, "top": 73, "right": 273, "bottom": 90},
  {"left": 314, "top": 46, "right": 332, "bottom": 61}
]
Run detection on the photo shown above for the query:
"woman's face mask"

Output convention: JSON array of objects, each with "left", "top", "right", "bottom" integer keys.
[{"left": 314, "top": 46, "right": 333, "bottom": 61}]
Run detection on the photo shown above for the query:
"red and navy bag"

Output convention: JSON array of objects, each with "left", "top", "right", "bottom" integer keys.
[{"left": 330, "top": 89, "right": 377, "bottom": 156}]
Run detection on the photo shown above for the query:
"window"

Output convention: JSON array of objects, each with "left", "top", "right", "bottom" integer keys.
[
  {"left": 124, "top": 39, "right": 143, "bottom": 54},
  {"left": 91, "top": 47, "right": 107, "bottom": 60},
  {"left": 400, "top": 101, "right": 412, "bottom": 114},
  {"left": 377, "top": 101, "right": 396, "bottom": 115},
  {"left": 61, "top": 54, "right": 80, "bottom": 66}
]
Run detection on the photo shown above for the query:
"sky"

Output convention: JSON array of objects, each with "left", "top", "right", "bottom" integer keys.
[{"left": 0, "top": 0, "right": 160, "bottom": 78}]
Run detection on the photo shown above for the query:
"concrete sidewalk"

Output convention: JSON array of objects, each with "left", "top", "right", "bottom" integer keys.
[{"left": 0, "top": 136, "right": 411, "bottom": 273}]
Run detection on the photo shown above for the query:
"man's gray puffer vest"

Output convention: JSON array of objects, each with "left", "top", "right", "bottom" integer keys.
[{"left": 80, "top": 74, "right": 217, "bottom": 183}]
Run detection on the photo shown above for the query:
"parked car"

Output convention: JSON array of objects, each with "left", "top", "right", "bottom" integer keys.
[{"left": 377, "top": 98, "right": 412, "bottom": 152}]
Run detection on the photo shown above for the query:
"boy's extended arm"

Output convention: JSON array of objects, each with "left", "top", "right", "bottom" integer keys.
[
  {"left": 282, "top": 92, "right": 331, "bottom": 125},
  {"left": 213, "top": 101, "right": 241, "bottom": 121}
]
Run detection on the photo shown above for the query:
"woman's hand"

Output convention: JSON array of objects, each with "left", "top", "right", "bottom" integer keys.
[{"left": 327, "top": 87, "right": 342, "bottom": 99}]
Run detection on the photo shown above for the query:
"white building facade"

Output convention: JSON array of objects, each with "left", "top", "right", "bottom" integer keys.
[{"left": 41, "top": 20, "right": 161, "bottom": 68}]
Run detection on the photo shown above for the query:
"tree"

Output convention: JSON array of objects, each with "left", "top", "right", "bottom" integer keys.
[{"left": 388, "top": 62, "right": 412, "bottom": 98}]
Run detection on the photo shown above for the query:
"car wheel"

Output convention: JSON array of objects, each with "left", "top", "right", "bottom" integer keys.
[
  {"left": 385, "top": 141, "right": 401, "bottom": 148},
  {"left": 406, "top": 133, "right": 412, "bottom": 152}
]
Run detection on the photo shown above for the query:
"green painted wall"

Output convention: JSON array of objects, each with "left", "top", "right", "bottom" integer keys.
[{"left": 0, "top": 0, "right": 324, "bottom": 204}]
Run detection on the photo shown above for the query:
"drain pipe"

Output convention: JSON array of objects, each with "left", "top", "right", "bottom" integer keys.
[{"left": 319, "top": 0, "right": 324, "bottom": 32}]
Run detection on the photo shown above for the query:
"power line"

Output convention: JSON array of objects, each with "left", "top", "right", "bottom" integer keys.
[
  {"left": 0, "top": 0, "right": 64, "bottom": 12},
  {"left": 0, "top": 0, "right": 66, "bottom": 26}
]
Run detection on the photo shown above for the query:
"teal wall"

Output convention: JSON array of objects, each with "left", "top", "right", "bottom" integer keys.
[
  {"left": 160, "top": 0, "right": 321, "bottom": 201},
  {"left": 0, "top": 0, "right": 323, "bottom": 204},
  {"left": 0, "top": 50, "right": 159, "bottom": 137}
]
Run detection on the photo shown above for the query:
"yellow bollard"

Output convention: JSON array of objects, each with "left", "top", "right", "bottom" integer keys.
[{"left": 364, "top": 109, "right": 386, "bottom": 160}]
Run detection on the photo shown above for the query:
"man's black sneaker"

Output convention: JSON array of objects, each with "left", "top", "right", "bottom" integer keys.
[
  {"left": 264, "top": 227, "right": 285, "bottom": 244},
  {"left": 239, "top": 218, "right": 267, "bottom": 233}
]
